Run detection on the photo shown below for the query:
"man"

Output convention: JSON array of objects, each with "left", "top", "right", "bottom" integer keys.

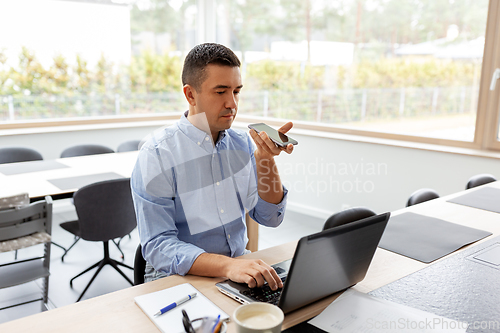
[{"left": 131, "top": 43, "right": 293, "bottom": 291}]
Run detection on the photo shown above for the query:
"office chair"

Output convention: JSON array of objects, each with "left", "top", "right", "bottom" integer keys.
[
  {"left": 0, "top": 195, "right": 53, "bottom": 311},
  {"left": 0, "top": 147, "right": 66, "bottom": 257},
  {"left": 134, "top": 244, "right": 146, "bottom": 285},
  {"left": 406, "top": 188, "right": 440, "bottom": 207},
  {"left": 0, "top": 146, "right": 43, "bottom": 164},
  {"left": 466, "top": 174, "right": 497, "bottom": 190},
  {"left": 60, "top": 178, "right": 137, "bottom": 302},
  {"left": 117, "top": 140, "right": 142, "bottom": 153},
  {"left": 59, "top": 144, "right": 124, "bottom": 261},
  {"left": 323, "top": 207, "right": 376, "bottom": 231},
  {"left": 60, "top": 144, "right": 114, "bottom": 158}
]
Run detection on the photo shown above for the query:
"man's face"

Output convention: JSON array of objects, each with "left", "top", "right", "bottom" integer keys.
[{"left": 190, "top": 64, "right": 242, "bottom": 139}]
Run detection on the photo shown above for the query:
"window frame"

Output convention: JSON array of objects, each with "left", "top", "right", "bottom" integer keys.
[{"left": 476, "top": 0, "right": 500, "bottom": 151}]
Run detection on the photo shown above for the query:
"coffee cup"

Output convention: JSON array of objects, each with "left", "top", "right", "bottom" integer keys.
[{"left": 233, "top": 303, "right": 284, "bottom": 333}]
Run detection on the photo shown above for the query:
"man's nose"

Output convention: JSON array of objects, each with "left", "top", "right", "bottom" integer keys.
[{"left": 225, "top": 93, "right": 238, "bottom": 109}]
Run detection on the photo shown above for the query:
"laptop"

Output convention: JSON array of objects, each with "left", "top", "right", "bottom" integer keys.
[{"left": 216, "top": 212, "right": 390, "bottom": 314}]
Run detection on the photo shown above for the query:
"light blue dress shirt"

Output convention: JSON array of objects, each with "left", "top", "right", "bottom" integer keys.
[{"left": 131, "top": 112, "right": 287, "bottom": 277}]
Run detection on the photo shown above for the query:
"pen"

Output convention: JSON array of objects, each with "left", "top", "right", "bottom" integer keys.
[
  {"left": 212, "top": 314, "right": 221, "bottom": 333},
  {"left": 154, "top": 293, "right": 197, "bottom": 316}
]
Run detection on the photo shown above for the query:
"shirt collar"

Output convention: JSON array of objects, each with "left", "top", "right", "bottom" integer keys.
[{"left": 178, "top": 111, "right": 227, "bottom": 148}]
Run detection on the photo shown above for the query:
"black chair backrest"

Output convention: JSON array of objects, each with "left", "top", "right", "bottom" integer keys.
[
  {"left": 406, "top": 188, "right": 440, "bottom": 207},
  {"left": 117, "top": 140, "right": 142, "bottom": 153},
  {"left": 73, "top": 178, "right": 136, "bottom": 242},
  {"left": 323, "top": 207, "right": 376, "bottom": 230},
  {"left": 134, "top": 244, "right": 146, "bottom": 285},
  {"left": 0, "top": 147, "right": 43, "bottom": 164},
  {"left": 60, "top": 144, "right": 114, "bottom": 158},
  {"left": 466, "top": 174, "right": 497, "bottom": 190}
]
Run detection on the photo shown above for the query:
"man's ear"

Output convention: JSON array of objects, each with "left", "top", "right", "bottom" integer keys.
[{"left": 183, "top": 84, "right": 196, "bottom": 106}]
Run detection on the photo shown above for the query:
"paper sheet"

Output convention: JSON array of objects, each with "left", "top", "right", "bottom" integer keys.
[
  {"left": 135, "top": 283, "right": 229, "bottom": 333},
  {"left": 308, "top": 290, "right": 467, "bottom": 333}
]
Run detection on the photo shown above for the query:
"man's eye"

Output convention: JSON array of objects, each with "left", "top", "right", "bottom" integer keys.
[
  {"left": 234, "top": 91, "right": 240, "bottom": 95},
  {"left": 216, "top": 91, "right": 225, "bottom": 95}
]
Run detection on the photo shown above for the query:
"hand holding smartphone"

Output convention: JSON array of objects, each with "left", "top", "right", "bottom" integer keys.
[{"left": 248, "top": 123, "right": 298, "bottom": 148}]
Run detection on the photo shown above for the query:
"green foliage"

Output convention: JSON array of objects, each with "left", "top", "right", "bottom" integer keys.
[
  {"left": 351, "top": 58, "right": 478, "bottom": 88},
  {"left": 245, "top": 60, "right": 324, "bottom": 91},
  {"left": 129, "top": 50, "right": 182, "bottom": 93},
  {"left": 245, "top": 57, "right": 478, "bottom": 91},
  {"left": 0, "top": 47, "right": 480, "bottom": 98},
  {"left": 13, "top": 47, "right": 49, "bottom": 94},
  {"left": 74, "top": 54, "right": 91, "bottom": 94},
  {"left": 0, "top": 47, "right": 183, "bottom": 96},
  {"left": 48, "top": 54, "right": 70, "bottom": 93}
]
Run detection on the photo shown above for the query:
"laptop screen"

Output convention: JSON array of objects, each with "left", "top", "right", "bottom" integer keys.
[
  {"left": 216, "top": 212, "right": 390, "bottom": 314},
  {"left": 278, "top": 212, "right": 390, "bottom": 313}
]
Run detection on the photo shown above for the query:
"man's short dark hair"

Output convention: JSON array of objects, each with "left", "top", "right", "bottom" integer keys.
[{"left": 182, "top": 43, "right": 241, "bottom": 92}]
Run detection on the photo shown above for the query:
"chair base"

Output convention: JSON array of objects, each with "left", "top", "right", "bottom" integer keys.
[
  {"left": 69, "top": 241, "right": 133, "bottom": 302},
  {"left": 61, "top": 237, "right": 80, "bottom": 262},
  {"left": 61, "top": 237, "right": 126, "bottom": 261}
]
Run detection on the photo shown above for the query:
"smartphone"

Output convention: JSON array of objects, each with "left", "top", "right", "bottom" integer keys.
[{"left": 248, "top": 123, "right": 298, "bottom": 147}]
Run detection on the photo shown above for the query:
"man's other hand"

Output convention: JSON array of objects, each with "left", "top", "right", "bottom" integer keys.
[
  {"left": 225, "top": 258, "right": 283, "bottom": 290},
  {"left": 249, "top": 122, "right": 294, "bottom": 160}
]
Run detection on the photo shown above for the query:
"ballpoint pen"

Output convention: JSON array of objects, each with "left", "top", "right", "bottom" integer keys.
[{"left": 154, "top": 293, "right": 197, "bottom": 316}]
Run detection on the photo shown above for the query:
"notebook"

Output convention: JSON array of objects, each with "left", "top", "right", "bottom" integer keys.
[
  {"left": 134, "top": 283, "right": 229, "bottom": 333},
  {"left": 216, "top": 212, "right": 390, "bottom": 314}
]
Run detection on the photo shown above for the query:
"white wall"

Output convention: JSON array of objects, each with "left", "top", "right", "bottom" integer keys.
[
  {"left": 1, "top": 123, "right": 499, "bottom": 218},
  {"left": 0, "top": 123, "right": 163, "bottom": 160},
  {"left": 275, "top": 132, "right": 500, "bottom": 217}
]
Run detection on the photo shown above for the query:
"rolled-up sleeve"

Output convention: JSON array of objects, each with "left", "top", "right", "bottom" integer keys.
[
  {"left": 130, "top": 146, "right": 205, "bottom": 276},
  {"left": 249, "top": 187, "right": 288, "bottom": 228}
]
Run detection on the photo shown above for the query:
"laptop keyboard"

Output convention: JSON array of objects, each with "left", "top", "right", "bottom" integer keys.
[
  {"left": 273, "top": 266, "right": 286, "bottom": 274},
  {"left": 240, "top": 277, "right": 287, "bottom": 305}
]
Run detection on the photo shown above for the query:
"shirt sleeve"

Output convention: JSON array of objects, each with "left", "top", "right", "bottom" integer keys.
[
  {"left": 245, "top": 134, "right": 288, "bottom": 228},
  {"left": 130, "top": 145, "right": 205, "bottom": 276}
]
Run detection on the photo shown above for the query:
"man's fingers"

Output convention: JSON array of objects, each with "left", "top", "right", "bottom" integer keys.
[
  {"left": 249, "top": 130, "right": 269, "bottom": 152},
  {"left": 229, "top": 259, "right": 283, "bottom": 290},
  {"left": 263, "top": 266, "right": 282, "bottom": 290},
  {"left": 250, "top": 129, "right": 278, "bottom": 155},
  {"left": 259, "top": 132, "right": 281, "bottom": 155},
  {"left": 243, "top": 275, "right": 257, "bottom": 288},
  {"left": 249, "top": 127, "right": 294, "bottom": 157},
  {"left": 249, "top": 270, "right": 266, "bottom": 288},
  {"left": 257, "top": 266, "right": 278, "bottom": 290},
  {"left": 253, "top": 262, "right": 281, "bottom": 290},
  {"left": 278, "top": 121, "right": 293, "bottom": 134},
  {"left": 271, "top": 267, "right": 283, "bottom": 288},
  {"left": 250, "top": 130, "right": 275, "bottom": 155}
]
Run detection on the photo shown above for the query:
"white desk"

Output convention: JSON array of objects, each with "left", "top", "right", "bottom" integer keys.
[
  {"left": 0, "top": 151, "right": 139, "bottom": 200},
  {"left": 1, "top": 182, "right": 499, "bottom": 332},
  {"left": 0, "top": 150, "right": 259, "bottom": 250}
]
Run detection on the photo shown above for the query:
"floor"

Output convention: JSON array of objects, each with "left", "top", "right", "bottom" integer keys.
[{"left": 0, "top": 201, "right": 325, "bottom": 325}]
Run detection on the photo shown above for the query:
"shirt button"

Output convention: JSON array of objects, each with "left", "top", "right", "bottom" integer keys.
[
  {"left": 228, "top": 234, "right": 231, "bottom": 239},
  {"left": 205, "top": 137, "right": 209, "bottom": 141},
  {"left": 197, "top": 142, "right": 201, "bottom": 145},
  {"left": 220, "top": 209, "right": 224, "bottom": 213},
  {"left": 216, "top": 182, "right": 220, "bottom": 186}
]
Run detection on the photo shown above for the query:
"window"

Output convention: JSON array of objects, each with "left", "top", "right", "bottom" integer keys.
[
  {"left": 1, "top": 0, "right": 500, "bottom": 152},
  {"left": 215, "top": 0, "right": 499, "bottom": 146},
  {"left": 0, "top": 0, "right": 195, "bottom": 121}
]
